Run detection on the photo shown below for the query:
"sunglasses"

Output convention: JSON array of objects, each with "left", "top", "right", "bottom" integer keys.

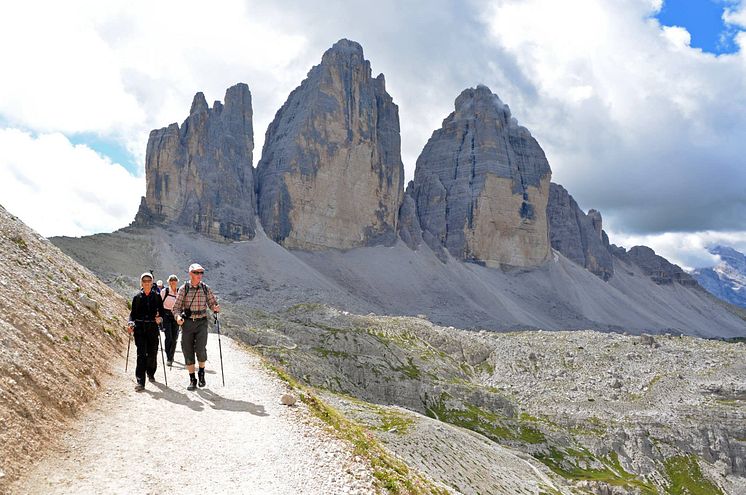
[{"left": 192, "top": 271, "right": 204, "bottom": 275}]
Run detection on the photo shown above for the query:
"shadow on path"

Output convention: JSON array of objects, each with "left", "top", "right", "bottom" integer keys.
[
  {"left": 196, "top": 388, "right": 268, "bottom": 416},
  {"left": 144, "top": 382, "right": 204, "bottom": 411}
]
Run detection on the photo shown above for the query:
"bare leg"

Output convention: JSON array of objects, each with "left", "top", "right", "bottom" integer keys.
[{"left": 187, "top": 364, "right": 195, "bottom": 373}]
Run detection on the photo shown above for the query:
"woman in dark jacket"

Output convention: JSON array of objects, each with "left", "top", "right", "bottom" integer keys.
[{"left": 127, "top": 272, "right": 164, "bottom": 391}]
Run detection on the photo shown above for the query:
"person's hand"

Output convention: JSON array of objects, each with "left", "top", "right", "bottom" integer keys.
[
  {"left": 127, "top": 322, "right": 135, "bottom": 334},
  {"left": 213, "top": 304, "right": 220, "bottom": 313},
  {"left": 176, "top": 315, "right": 184, "bottom": 326},
  {"left": 155, "top": 315, "right": 162, "bottom": 325}
]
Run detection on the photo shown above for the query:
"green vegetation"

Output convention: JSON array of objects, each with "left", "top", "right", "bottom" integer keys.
[
  {"left": 10, "top": 235, "right": 28, "bottom": 250},
  {"left": 266, "top": 362, "right": 448, "bottom": 495},
  {"left": 58, "top": 294, "right": 76, "bottom": 309},
  {"left": 425, "top": 393, "right": 545, "bottom": 445},
  {"left": 311, "top": 346, "right": 350, "bottom": 359},
  {"left": 533, "top": 448, "right": 657, "bottom": 494},
  {"left": 375, "top": 408, "right": 415, "bottom": 435},
  {"left": 393, "top": 357, "right": 421, "bottom": 379},
  {"left": 663, "top": 455, "right": 723, "bottom": 495}
]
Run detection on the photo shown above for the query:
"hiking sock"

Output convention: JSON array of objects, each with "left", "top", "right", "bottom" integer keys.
[
  {"left": 187, "top": 372, "right": 197, "bottom": 390},
  {"left": 198, "top": 368, "right": 206, "bottom": 387}
]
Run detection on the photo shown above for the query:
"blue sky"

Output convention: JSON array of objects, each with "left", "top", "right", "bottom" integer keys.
[{"left": 656, "top": 0, "right": 740, "bottom": 54}]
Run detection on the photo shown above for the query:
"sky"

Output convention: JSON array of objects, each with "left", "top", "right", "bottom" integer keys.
[{"left": 1, "top": 0, "right": 745, "bottom": 270}]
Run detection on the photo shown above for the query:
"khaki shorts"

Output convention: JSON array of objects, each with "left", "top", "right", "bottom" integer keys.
[{"left": 181, "top": 317, "right": 208, "bottom": 365}]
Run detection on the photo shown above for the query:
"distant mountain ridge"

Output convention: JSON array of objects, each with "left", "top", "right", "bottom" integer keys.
[{"left": 693, "top": 245, "right": 746, "bottom": 309}]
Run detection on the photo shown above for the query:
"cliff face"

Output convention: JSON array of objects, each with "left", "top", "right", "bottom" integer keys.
[
  {"left": 547, "top": 182, "right": 614, "bottom": 280},
  {"left": 411, "top": 85, "right": 552, "bottom": 268},
  {"left": 134, "top": 83, "right": 256, "bottom": 240},
  {"left": 255, "top": 39, "right": 404, "bottom": 250}
]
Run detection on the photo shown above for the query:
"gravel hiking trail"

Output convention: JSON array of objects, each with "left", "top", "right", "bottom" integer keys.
[{"left": 12, "top": 333, "right": 375, "bottom": 494}]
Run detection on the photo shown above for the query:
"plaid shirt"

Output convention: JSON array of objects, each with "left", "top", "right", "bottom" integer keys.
[{"left": 172, "top": 282, "right": 218, "bottom": 318}]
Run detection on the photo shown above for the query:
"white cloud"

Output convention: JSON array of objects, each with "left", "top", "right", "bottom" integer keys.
[
  {"left": 0, "top": 0, "right": 745, "bottom": 269},
  {"left": 607, "top": 229, "right": 746, "bottom": 271},
  {"left": 0, "top": 128, "right": 143, "bottom": 237},
  {"left": 0, "top": 0, "right": 308, "bottom": 171},
  {"left": 724, "top": 2, "right": 746, "bottom": 29}
]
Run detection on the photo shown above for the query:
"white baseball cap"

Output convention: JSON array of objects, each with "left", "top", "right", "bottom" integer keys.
[
  {"left": 188, "top": 263, "right": 205, "bottom": 273},
  {"left": 140, "top": 272, "right": 153, "bottom": 281}
]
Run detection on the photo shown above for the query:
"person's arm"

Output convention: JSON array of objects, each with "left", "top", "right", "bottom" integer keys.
[
  {"left": 172, "top": 286, "right": 185, "bottom": 316},
  {"left": 173, "top": 286, "right": 186, "bottom": 325},
  {"left": 127, "top": 295, "right": 137, "bottom": 333},
  {"left": 155, "top": 292, "right": 164, "bottom": 325},
  {"left": 206, "top": 286, "right": 220, "bottom": 313}
]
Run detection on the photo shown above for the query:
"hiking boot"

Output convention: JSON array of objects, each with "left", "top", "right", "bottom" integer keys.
[
  {"left": 198, "top": 368, "right": 206, "bottom": 388},
  {"left": 148, "top": 375, "right": 156, "bottom": 383},
  {"left": 135, "top": 382, "right": 145, "bottom": 392},
  {"left": 187, "top": 378, "right": 198, "bottom": 391},
  {"left": 167, "top": 360, "right": 173, "bottom": 367}
]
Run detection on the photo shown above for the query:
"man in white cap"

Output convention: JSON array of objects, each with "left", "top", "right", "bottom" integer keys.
[
  {"left": 127, "top": 272, "right": 164, "bottom": 391},
  {"left": 172, "top": 263, "right": 220, "bottom": 390}
]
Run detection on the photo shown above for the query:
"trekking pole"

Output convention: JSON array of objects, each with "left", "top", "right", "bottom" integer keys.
[
  {"left": 158, "top": 323, "right": 168, "bottom": 386},
  {"left": 125, "top": 331, "right": 131, "bottom": 372},
  {"left": 214, "top": 314, "right": 225, "bottom": 386}
]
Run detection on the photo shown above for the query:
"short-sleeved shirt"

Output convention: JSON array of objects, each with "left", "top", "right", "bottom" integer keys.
[{"left": 172, "top": 282, "right": 218, "bottom": 318}]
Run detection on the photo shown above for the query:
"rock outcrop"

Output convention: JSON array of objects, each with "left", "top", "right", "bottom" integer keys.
[
  {"left": 255, "top": 39, "right": 404, "bottom": 250},
  {"left": 411, "top": 85, "right": 551, "bottom": 268},
  {"left": 547, "top": 182, "right": 614, "bottom": 280},
  {"left": 397, "top": 181, "right": 423, "bottom": 251},
  {"left": 612, "top": 244, "right": 698, "bottom": 286},
  {"left": 134, "top": 83, "right": 256, "bottom": 241}
]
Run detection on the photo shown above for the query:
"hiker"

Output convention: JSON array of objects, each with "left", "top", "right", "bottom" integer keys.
[
  {"left": 161, "top": 274, "right": 180, "bottom": 366},
  {"left": 156, "top": 280, "right": 164, "bottom": 294},
  {"left": 127, "top": 272, "right": 164, "bottom": 392},
  {"left": 172, "top": 263, "right": 220, "bottom": 390}
]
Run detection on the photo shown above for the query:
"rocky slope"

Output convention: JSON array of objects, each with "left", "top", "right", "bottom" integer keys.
[
  {"left": 0, "top": 205, "right": 128, "bottom": 491},
  {"left": 255, "top": 39, "right": 403, "bottom": 250},
  {"left": 51, "top": 226, "right": 746, "bottom": 338},
  {"left": 134, "top": 83, "right": 256, "bottom": 240},
  {"left": 411, "top": 85, "right": 551, "bottom": 268},
  {"left": 237, "top": 303, "right": 746, "bottom": 495},
  {"left": 694, "top": 245, "right": 746, "bottom": 308}
]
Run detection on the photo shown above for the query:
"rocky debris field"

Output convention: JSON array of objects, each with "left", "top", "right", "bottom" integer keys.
[{"left": 235, "top": 303, "right": 746, "bottom": 494}]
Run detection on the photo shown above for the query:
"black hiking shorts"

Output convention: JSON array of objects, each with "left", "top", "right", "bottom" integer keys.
[{"left": 181, "top": 317, "right": 208, "bottom": 365}]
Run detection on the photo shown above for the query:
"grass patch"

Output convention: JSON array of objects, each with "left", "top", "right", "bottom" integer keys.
[
  {"left": 533, "top": 448, "right": 657, "bottom": 494},
  {"left": 375, "top": 408, "right": 415, "bottom": 435},
  {"left": 663, "top": 455, "right": 723, "bottom": 495},
  {"left": 10, "top": 235, "right": 28, "bottom": 250},
  {"left": 311, "top": 346, "right": 351, "bottom": 359},
  {"left": 267, "top": 363, "right": 448, "bottom": 494}
]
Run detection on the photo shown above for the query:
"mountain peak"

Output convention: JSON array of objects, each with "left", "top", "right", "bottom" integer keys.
[
  {"left": 190, "top": 91, "right": 209, "bottom": 114},
  {"left": 323, "top": 38, "right": 364, "bottom": 58}
]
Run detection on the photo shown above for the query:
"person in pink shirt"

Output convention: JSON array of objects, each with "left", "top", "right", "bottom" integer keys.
[{"left": 160, "top": 274, "right": 180, "bottom": 366}]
